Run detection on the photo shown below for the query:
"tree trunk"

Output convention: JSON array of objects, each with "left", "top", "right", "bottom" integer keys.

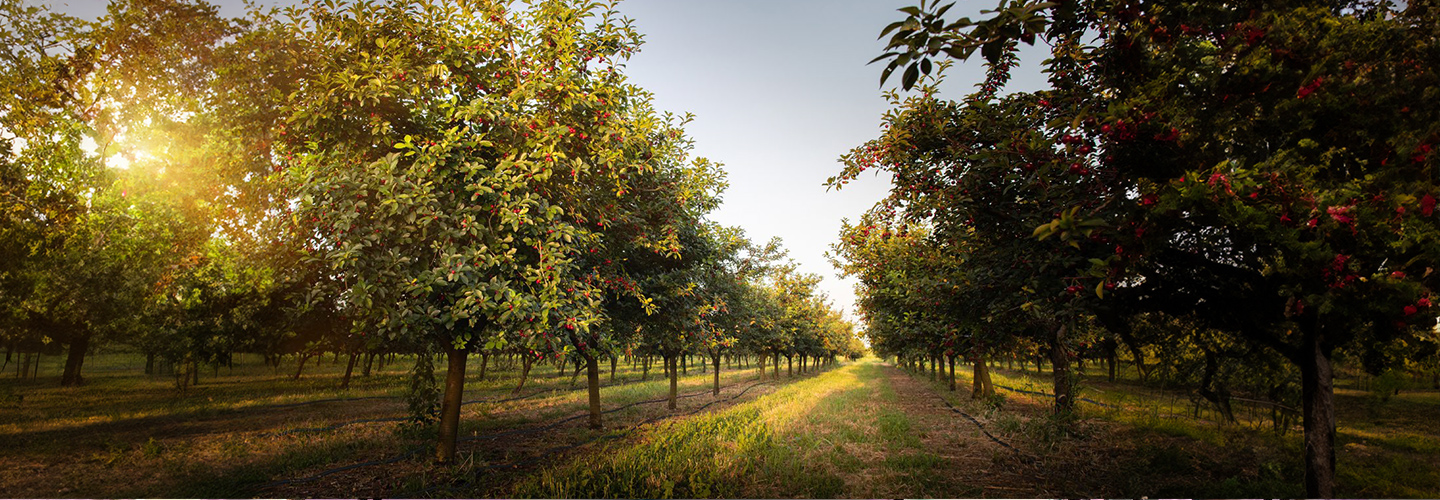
[
  {"left": 610, "top": 354, "right": 617, "bottom": 382},
  {"left": 642, "top": 355, "right": 650, "bottom": 381},
  {"left": 975, "top": 355, "right": 995, "bottom": 398},
  {"left": 971, "top": 356, "right": 984, "bottom": 397},
  {"left": 682, "top": 354, "right": 688, "bottom": 376},
  {"left": 514, "top": 356, "right": 533, "bottom": 393},
  {"left": 436, "top": 344, "right": 468, "bottom": 463},
  {"left": 713, "top": 354, "right": 722, "bottom": 396},
  {"left": 947, "top": 355, "right": 956, "bottom": 391},
  {"left": 477, "top": 352, "right": 488, "bottom": 381},
  {"left": 1301, "top": 334, "right": 1336, "bottom": 498},
  {"left": 787, "top": 355, "right": 793, "bottom": 377},
  {"left": 1197, "top": 350, "right": 1236, "bottom": 423},
  {"left": 1128, "top": 344, "right": 1148, "bottom": 381},
  {"left": 667, "top": 355, "right": 678, "bottom": 411},
  {"left": 60, "top": 332, "right": 89, "bottom": 387},
  {"left": 1049, "top": 323, "right": 1075, "bottom": 414},
  {"left": 292, "top": 352, "right": 312, "bottom": 380},
  {"left": 569, "top": 356, "right": 583, "bottom": 386},
  {"left": 340, "top": 350, "right": 358, "bottom": 389},
  {"left": 758, "top": 354, "right": 766, "bottom": 378},
  {"left": 1108, "top": 348, "right": 1117, "bottom": 383},
  {"left": 20, "top": 352, "right": 31, "bottom": 379},
  {"left": 362, "top": 352, "right": 375, "bottom": 377},
  {"left": 586, "top": 354, "right": 602, "bottom": 429},
  {"left": 773, "top": 353, "right": 780, "bottom": 380}
]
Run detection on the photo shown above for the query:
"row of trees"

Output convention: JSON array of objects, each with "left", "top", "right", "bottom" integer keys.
[
  {"left": 831, "top": 0, "right": 1440, "bottom": 497},
  {"left": 1, "top": 0, "right": 860, "bottom": 463}
]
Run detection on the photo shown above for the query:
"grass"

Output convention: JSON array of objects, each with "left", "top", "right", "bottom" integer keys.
[
  {"left": 925, "top": 359, "right": 1438, "bottom": 498},
  {"left": 514, "top": 359, "right": 952, "bottom": 499},
  {"left": 0, "top": 350, "right": 775, "bottom": 497},
  {"left": 6, "top": 350, "right": 1435, "bottom": 498}
]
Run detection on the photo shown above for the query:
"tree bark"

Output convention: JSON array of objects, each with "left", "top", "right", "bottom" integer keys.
[
  {"left": 513, "top": 355, "right": 533, "bottom": 393},
  {"left": 586, "top": 353, "right": 602, "bottom": 429},
  {"left": 436, "top": 344, "right": 468, "bottom": 463},
  {"left": 1049, "top": 323, "right": 1075, "bottom": 414},
  {"left": 569, "top": 356, "right": 583, "bottom": 386},
  {"left": 477, "top": 352, "right": 488, "bottom": 381},
  {"left": 292, "top": 352, "right": 313, "bottom": 380},
  {"left": 1301, "top": 334, "right": 1336, "bottom": 498},
  {"left": 667, "top": 355, "right": 678, "bottom": 410},
  {"left": 1197, "top": 350, "right": 1236, "bottom": 423},
  {"left": 1128, "top": 344, "right": 1148, "bottom": 381},
  {"left": 947, "top": 355, "right": 956, "bottom": 391},
  {"left": 340, "top": 350, "right": 358, "bottom": 389},
  {"left": 610, "top": 354, "right": 617, "bottom": 382},
  {"left": 60, "top": 332, "right": 89, "bottom": 387},
  {"left": 975, "top": 355, "right": 995, "bottom": 398},
  {"left": 362, "top": 352, "right": 375, "bottom": 377},
  {"left": 1108, "top": 347, "right": 1117, "bottom": 382},
  {"left": 713, "top": 354, "right": 722, "bottom": 396}
]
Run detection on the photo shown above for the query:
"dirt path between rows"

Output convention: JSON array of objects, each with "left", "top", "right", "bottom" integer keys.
[
  {"left": 878, "top": 362, "right": 1268, "bottom": 498},
  {"left": 876, "top": 363, "right": 1049, "bottom": 497}
]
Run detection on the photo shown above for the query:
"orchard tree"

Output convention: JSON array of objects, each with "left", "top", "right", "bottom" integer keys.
[
  {"left": 868, "top": 0, "right": 1440, "bottom": 496},
  {"left": 1, "top": 0, "right": 232, "bottom": 386},
  {"left": 263, "top": 0, "right": 714, "bottom": 461}
]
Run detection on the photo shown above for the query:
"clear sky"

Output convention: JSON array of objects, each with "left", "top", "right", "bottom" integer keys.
[
  {"left": 612, "top": 0, "right": 1048, "bottom": 322},
  {"left": 43, "top": 0, "right": 1049, "bottom": 323}
]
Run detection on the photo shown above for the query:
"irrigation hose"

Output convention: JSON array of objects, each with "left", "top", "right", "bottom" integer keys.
[{"left": 936, "top": 396, "right": 1026, "bottom": 456}]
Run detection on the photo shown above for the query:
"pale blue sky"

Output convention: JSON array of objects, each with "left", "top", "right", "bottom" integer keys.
[
  {"left": 45, "top": 0, "right": 1050, "bottom": 322},
  {"left": 616, "top": 0, "right": 1049, "bottom": 322}
]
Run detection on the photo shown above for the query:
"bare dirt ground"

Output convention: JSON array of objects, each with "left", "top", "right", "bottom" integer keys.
[{"left": 877, "top": 365, "right": 1046, "bottom": 498}]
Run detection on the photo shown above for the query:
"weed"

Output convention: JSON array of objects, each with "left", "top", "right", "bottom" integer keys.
[
  {"left": 1369, "top": 369, "right": 1408, "bottom": 404},
  {"left": 140, "top": 437, "right": 164, "bottom": 458},
  {"left": 981, "top": 392, "right": 1006, "bottom": 411}
]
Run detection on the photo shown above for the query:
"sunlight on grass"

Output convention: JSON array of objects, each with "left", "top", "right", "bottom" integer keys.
[{"left": 514, "top": 360, "right": 947, "bottom": 499}]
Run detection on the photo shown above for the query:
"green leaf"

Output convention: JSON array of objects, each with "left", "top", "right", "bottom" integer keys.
[{"left": 902, "top": 63, "right": 920, "bottom": 90}]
